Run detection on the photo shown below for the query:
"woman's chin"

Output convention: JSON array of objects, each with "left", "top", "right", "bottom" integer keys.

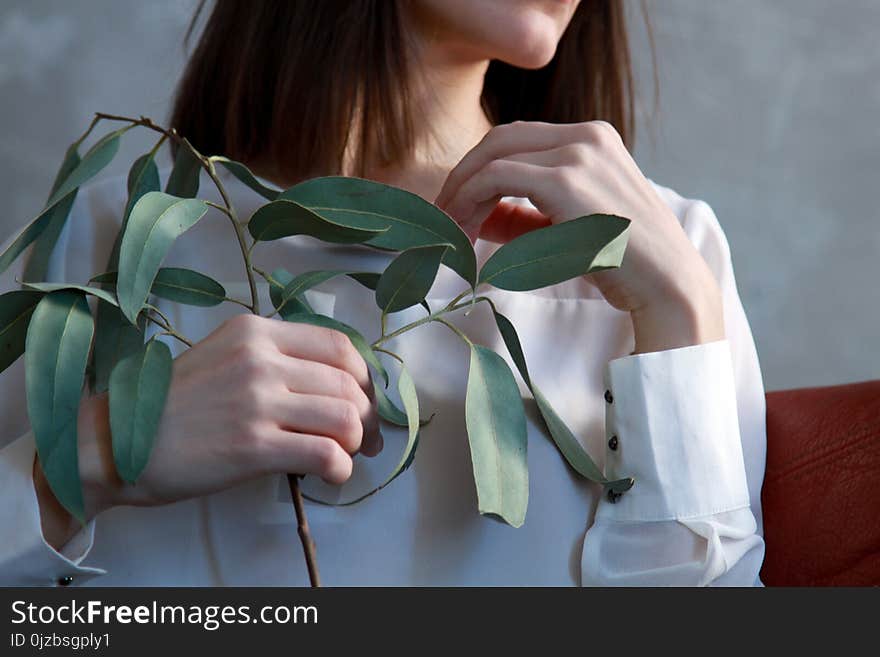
[{"left": 494, "top": 15, "right": 565, "bottom": 69}]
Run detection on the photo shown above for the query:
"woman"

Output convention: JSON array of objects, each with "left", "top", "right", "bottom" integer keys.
[{"left": 0, "top": 0, "right": 766, "bottom": 585}]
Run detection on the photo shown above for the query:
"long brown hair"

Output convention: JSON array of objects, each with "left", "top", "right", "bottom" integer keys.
[{"left": 170, "top": 1, "right": 643, "bottom": 182}]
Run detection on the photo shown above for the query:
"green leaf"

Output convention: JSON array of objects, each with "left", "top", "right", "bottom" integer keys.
[
  {"left": 278, "top": 296, "right": 313, "bottom": 317},
  {"left": 91, "top": 150, "right": 160, "bottom": 394},
  {"left": 490, "top": 308, "right": 532, "bottom": 383},
  {"left": 265, "top": 268, "right": 314, "bottom": 316},
  {"left": 0, "top": 128, "right": 126, "bottom": 276},
  {"left": 533, "top": 386, "right": 605, "bottom": 480},
  {"left": 491, "top": 308, "right": 633, "bottom": 493},
  {"left": 248, "top": 199, "right": 386, "bottom": 244},
  {"left": 150, "top": 268, "right": 226, "bottom": 307},
  {"left": 266, "top": 268, "right": 293, "bottom": 308},
  {"left": 25, "top": 292, "right": 95, "bottom": 522},
  {"left": 307, "top": 360, "right": 422, "bottom": 508},
  {"left": 110, "top": 152, "right": 162, "bottom": 260},
  {"left": 164, "top": 139, "right": 201, "bottom": 198},
  {"left": 45, "top": 128, "right": 127, "bottom": 210},
  {"left": 281, "top": 312, "right": 388, "bottom": 388},
  {"left": 108, "top": 339, "right": 172, "bottom": 483},
  {"left": 280, "top": 177, "right": 477, "bottom": 286},
  {"left": 347, "top": 272, "right": 380, "bottom": 290},
  {"left": 465, "top": 344, "right": 528, "bottom": 527},
  {"left": 21, "top": 282, "right": 118, "bottom": 307},
  {"left": 50, "top": 145, "right": 83, "bottom": 197},
  {"left": 0, "top": 290, "right": 43, "bottom": 374},
  {"left": 0, "top": 216, "right": 57, "bottom": 277},
  {"left": 478, "top": 214, "right": 631, "bottom": 291},
  {"left": 92, "top": 268, "right": 225, "bottom": 307},
  {"left": 383, "top": 362, "right": 420, "bottom": 482},
  {"left": 374, "top": 380, "right": 408, "bottom": 427},
  {"left": 351, "top": 270, "right": 432, "bottom": 315},
  {"left": 374, "top": 376, "right": 432, "bottom": 427},
  {"left": 117, "top": 191, "right": 209, "bottom": 322},
  {"left": 278, "top": 270, "right": 347, "bottom": 311},
  {"left": 22, "top": 196, "right": 79, "bottom": 284},
  {"left": 92, "top": 303, "right": 144, "bottom": 395},
  {"left": 127, "top": 153, "right": 162, "bottom": 215},
  {"left": 212, "top": 156, "right": 280, "bottom": 201},
  {"left": 375, "top": 245, "right": 447, "bottom": 313},
  {"left": 275, "top": 269, "right": 380, "bottom": 316},
  {"left": 22, "top": 145, "right": 81, "bottom": 282}
]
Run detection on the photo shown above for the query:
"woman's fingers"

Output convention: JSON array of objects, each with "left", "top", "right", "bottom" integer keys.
[
  {"left": 479, "top": 201, "right": 552, "bottom": 244},
  {"left": 277, "top": 355, "right": 383, "bottom": 457},
  {"left": 263, "top": 319, "right": 372, "bottom": 392},
  {"left": 260, "top": 430, "right": 354, "bottom": 485},
  {"left": 217, "top": 316, "right": 382, "bottom": 457},
  {"left": 443, "top": 158, "right": 562, "bottom": 236},
  {"left": 271, "top": 393, "right": 364, "bottom": 454},
  {"left": 436, "top": 121, "right": 577, "bottom": 207}
]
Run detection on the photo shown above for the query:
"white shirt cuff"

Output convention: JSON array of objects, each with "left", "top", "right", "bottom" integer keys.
[
  {"left": 0, "top": 432, "right": 105, "bottom": 586},
  {"left": 596, "top": 340, "right": 751, "bottom": 522}
]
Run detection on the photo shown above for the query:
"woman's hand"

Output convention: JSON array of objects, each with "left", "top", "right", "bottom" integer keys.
[
  {"left": 35, "top": 314, "right": 382, "bottom": 548},
  {"left": 435, "top": 120, "right": 725, "bottom": 354}
]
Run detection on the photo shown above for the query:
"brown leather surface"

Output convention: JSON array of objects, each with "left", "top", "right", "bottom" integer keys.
[{"left": 761, "top": 380, "right": 880, "bottom": 586}]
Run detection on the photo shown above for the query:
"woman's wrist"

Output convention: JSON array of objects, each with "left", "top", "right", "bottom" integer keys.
[
  {"left": 32, "top": 393, "right": 121, "bottom": 551},
  {"left": 630, "top": 272, "right": 725, "bottom": 355},
  {"left": 76, "top": 393, "right": 123, "bottom": 517}
]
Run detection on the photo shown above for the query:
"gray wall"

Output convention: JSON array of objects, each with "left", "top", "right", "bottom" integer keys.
[{"left": 1, "top": 1, "right": 877, "bottom": 390}]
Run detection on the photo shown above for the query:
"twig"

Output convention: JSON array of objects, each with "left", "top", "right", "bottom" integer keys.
[
  {"left": 371, "top": 291, "right": 478, "bottom": 348},
  {"left": 143, "top": 312, "right": 193, "bottom": 348},
  {"left": 287, "top": 475, "right": 321, "bottom": 587}
]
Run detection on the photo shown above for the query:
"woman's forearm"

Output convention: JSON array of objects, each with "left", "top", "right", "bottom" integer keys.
[{"left": 630, "top": 269, "right": 726, "bottom": 354}]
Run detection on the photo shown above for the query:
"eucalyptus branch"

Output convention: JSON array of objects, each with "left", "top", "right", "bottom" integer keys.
[
  {"left": 71, "top": 115, "right": 102, "bottom": 150},
  {"left": 222, "top": 296, "right": 253, "bottom": 310},
  {"left": 371, "top": 291, "right": 478, "bottom": 348},
  {"left": 434, "top": 316, "right": 473, "bottom": 346},
  {"left": 144, "top": 303, "right": 173, "bottom": 328},
  {"left": 204, "top": 200, "right": 235, "bottom": 220},
  {"left": 202, "top": 158, "right": 261, "bottom": 316},
  {"left": 99, "top": 113, "right": 317, "bottom": 582},
  {"left": 252, "top": 266, "right": 276, "bottom": 286},
  {"left": 373, "top": 346, "right": 404, "bottom": 363},
  {"left": 142, "top": 313, "right": 193, "bottom": 348},
  {"left": 93, "top": 113, "right": 260, "bottom": 315},
  {"left": 0, "top": 112, "right": 635, "bottom": 587},
  {"left": 154, "top": 330, "right": 193, "bottom": 348},
  {"left": 147, "top": 133, "right": 168, "bottom": 159}
]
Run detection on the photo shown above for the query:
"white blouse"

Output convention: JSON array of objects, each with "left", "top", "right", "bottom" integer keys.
[{"left": 0, "top": 167, "right": 767, "bottom": 586}]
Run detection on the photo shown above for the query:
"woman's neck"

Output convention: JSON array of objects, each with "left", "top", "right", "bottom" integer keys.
[
  {"left": 253, "top": 34, "right": 494, "bottom": 200},
  {"left": 364, "top": 40, "right": 494, "bottom": 201}
]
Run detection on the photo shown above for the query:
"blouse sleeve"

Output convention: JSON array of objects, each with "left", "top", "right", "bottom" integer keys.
[{"left": 581, "top": 192, "right": 767, "bottom": 586}]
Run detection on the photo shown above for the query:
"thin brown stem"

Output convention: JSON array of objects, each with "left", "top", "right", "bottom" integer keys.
[
  {"left": 71, "top": 115, "right": 102, "bottom": 149},
  {"left": 434, "top": 316, "right": 473, "bottom": 346},
  {"left": 222, "top": 297, "right": 253, "bottom": 310},
  {"left": 287, "top": 475, "right": 321, "bottom": 587},
  {"left": 143, "top": 313, "right": 193, "bottom": 348}
]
